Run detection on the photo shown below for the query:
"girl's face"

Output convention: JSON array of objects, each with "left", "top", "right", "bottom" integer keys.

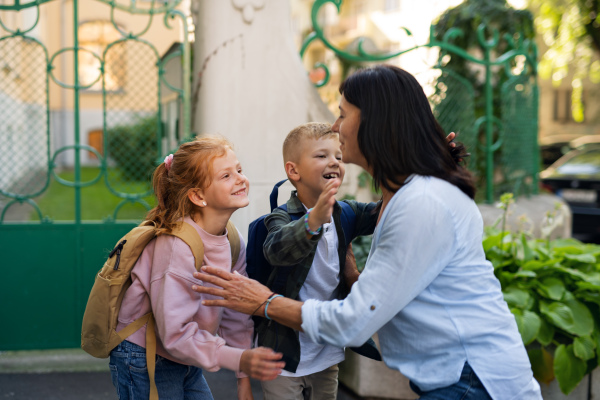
[
  {"left": 332, "top": 94, "right": 367, "bottom": 170},
  {"left": 202, "top": 148, "right": 249, "bottom": 212}
]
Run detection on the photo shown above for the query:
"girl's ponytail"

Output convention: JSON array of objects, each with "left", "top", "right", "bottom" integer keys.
[{"left": 146, "top": 162, "right": 174, "bottom": 233}]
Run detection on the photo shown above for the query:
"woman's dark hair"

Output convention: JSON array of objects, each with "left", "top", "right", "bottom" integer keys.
[{"left": 339, "top": 64, "right": 475, "bottom": 199}]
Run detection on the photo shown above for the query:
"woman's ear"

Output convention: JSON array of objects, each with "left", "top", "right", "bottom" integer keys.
[
  {"left": 188, "top": 189, "right": 206, "bottom": 207},
  {"left": 285, "top": 161, "right": 301, "bottom": 184}
]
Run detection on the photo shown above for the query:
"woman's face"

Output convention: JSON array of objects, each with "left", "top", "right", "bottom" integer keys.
[{"left": 332, "top": 94, "right": 367, "bottom": 170}]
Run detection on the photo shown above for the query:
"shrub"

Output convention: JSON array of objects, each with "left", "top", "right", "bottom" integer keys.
[
  {"left": 487, "top": 194, "right": 600, "bottom": 394},
  {"left": 106, "top": 115, "right": 160, "bottom": 182}
]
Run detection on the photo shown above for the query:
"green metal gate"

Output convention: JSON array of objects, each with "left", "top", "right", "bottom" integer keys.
[{"left": 0, "top": 0, "right": 190, "bottom": 350}]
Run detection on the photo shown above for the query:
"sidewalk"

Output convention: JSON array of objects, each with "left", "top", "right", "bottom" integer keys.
[{"left": 0, "top": 349, "right": 361, "bottom": 399}]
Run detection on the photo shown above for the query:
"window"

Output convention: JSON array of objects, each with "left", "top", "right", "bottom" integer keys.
[
  {"left": 553, "top": 89, "right": 585, "bottom": 123},
  {"left": 79, "top": 20, "right": 124, "bottom": 91}
]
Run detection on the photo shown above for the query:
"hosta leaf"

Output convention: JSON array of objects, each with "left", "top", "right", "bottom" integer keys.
[
  {"left": 513, "top": 310, "right": 541, "bottom": 345},
  {"left": 514, "top": 270, "right": 537, "bottom": 278},
  {"left": 564, "top": 253, "right": 597, "bottom": 264},
  {"left": 554, "top": 344, "right": 588, "bottom": 395},
  {"left": 528, "top": 347, "right": 554, "bottom": 384},
  {"left": 537, "top": 278, "right": 565, "bottom": 301},
  {"left": 503, "top": 287, "right": 531, "bottom": 308},
  {"left": 539, "top": 301, "right": 574, "bottom": 332},
  {"left": 563, "top": 299, "right": 594, "bottom": 336},
  {"left": 537, "top": 318, "right": 555, "bottom": 346},
  {"left": 573, "top": 336, "right": 596, "bottom": 361},
  {"left": 482, "top": 233, "right": 503, "bottom": 251}
]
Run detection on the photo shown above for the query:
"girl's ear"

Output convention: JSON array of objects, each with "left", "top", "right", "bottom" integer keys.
[
  {"left": 285, "top": 161, "right": 301, "bottom": 183},
  {"left": 188, "top": 189, "right": 206, "bottom": 207}
]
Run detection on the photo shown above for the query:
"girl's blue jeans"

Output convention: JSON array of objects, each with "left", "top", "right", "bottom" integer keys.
[
  {"left": 409, "top": 362, "right": 493, "bottom": 400},
  {"left": 109, "top": 340, "right": 214, "bottom": 400}
]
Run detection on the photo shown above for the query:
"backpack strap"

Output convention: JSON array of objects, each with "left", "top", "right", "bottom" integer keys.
[
  {"left": 171, "top": 221, "right": 241, "bottom": 270},
  {"left": 171, "top": 222, "right": 205, "bottom": 271},
  {"left": 146, "top": 314, "right": 159, "bottom": 400},
  {"left": 338, "top": 201, "right": 358, "bottom": 246},
  {"left": 270, "top": 179, "right": 289, "bottom": 211},
  {"left": 226, "top": 220, "right": 241, "bottom": 267}
]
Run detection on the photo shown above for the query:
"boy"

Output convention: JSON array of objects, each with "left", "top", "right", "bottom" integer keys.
[{"left": 257, "top": 122, "right": 379, "bottom": 400}]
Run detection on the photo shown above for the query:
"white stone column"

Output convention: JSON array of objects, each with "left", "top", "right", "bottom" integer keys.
[{"left": 192, "top": 0, "right": 334, "bottom": 238}]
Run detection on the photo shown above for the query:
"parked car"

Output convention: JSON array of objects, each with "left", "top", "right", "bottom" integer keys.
[
  {"left": 539, "top": 134, "right": 579, "bottom": 168},
  {"left": 540, "top": 145, "right": 600, "bottom": 243}
]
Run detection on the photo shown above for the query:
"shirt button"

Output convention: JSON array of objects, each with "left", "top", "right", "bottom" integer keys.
[{"left": 370, "top": 305, "right": 376, "bottom": 311}]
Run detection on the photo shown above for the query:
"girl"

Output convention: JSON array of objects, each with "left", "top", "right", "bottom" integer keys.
[
  {"left": 110, "top": 136, "right": 284, "bottom": 400},
  {"left": 192, "top": 67, "right": 543, "bottom": 400}
]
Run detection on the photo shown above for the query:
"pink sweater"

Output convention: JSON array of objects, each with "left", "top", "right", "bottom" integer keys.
[{"left": 116, "top": 216, "right": 253, "bottom": 377}]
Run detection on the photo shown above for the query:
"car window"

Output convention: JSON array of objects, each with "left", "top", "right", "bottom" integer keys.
[{"left": 555, "top": 148, "right": 600, "bottom": 176}]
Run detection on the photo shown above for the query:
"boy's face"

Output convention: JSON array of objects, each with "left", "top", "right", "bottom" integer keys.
[{"left": 293, "top": 136, "right": 345, "bottom": 197}]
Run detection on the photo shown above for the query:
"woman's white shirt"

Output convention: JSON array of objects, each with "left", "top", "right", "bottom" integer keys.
[{"left": 301, "top": 175, "right": 542, "bottom": 400}]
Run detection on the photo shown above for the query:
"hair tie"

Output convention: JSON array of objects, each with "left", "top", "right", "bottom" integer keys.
[{"left": 164, "top": 154, "right": 174, "bottom": 171}]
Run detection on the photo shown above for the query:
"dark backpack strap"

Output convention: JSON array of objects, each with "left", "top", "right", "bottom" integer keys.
[
  {"left": 270, "top": 179, "right": 289, "bottom": 212},
  {"left": 338, "top": 201, "right": 358, "bottom": 246}
]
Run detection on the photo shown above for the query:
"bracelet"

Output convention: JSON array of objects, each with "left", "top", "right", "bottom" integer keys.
[
  {"left": 264, "top": 294, "right": 284, "bottom": 320},
  {"left": 251, "top": 292, "right": 274, "bottom": 316},
  {"left": 304, "top": 208, "right": 322, "bottom": 235}
]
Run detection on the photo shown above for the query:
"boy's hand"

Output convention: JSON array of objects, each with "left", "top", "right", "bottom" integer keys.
[
  {"left": 307, "top": 178, "right": 340, "bottom": 234},
  {"left": 237, "top": 377, "right": 254, "bottom": 400},
  {"left": 239, "top": 347, "right": 285, "bottom": 381}
]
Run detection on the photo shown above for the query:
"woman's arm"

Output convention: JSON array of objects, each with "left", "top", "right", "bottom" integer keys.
[{"left": 193, "top": 268, "right": 305, "bottom": 331}]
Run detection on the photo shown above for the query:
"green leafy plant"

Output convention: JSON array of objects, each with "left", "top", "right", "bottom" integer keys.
[
  {"left": 106, "top": 115, "right": 161, "bottom": 182},
  {"left": 487, "top": 193, "right": 600, "bottom": 394}
]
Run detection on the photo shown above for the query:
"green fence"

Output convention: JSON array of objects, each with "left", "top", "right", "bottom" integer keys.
[
  {"left": 301, "top": 0, "right": 540, "bottom": 203},
  {"left": 0, "top": 0, "right": 190, "bottom": 350}
]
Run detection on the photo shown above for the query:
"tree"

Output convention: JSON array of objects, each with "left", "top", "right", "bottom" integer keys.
[
  {"left": 531, "top": 0, "right": 600, "bottom": 121},
  {"left": 432, "top": 0, "right": 536, "bottom": 198}
]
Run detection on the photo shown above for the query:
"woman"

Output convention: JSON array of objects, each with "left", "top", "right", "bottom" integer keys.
[{"left": 192, "top": 65, "right": 542, "bottom": 400}]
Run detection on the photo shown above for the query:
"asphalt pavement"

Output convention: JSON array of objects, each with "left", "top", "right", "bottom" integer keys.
[{"left": 0, "top": 349, "right": 360, "bottom": 400}]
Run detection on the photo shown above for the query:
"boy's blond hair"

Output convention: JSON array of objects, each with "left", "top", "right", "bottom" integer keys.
[{"left": 282, "top": 122, "right": 337, "bottom": 163}]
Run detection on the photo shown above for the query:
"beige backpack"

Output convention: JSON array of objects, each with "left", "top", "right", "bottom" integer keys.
[{"left": 81, "top": 220, "right": 241, "bottom": 400}]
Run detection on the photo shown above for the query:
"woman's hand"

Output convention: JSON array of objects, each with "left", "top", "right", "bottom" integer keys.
[
  {"left": 192, "top": 267, "right": 273, "bottom": 315},
  {"left": 239, "top": 348, "right": 285, "bottom": 381},
  {"left": 237, "top": 377, "right": 254, "bottom": 400},
  {"left": 446, "top": 131, "right": 456, "bottom": 147},
  {"left": 192, "top": 266, "right": 306, "bottom": 331}
]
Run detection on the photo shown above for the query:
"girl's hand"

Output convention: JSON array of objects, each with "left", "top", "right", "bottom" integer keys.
[
  {"left": 237, "top": 377, "right": 254, "bottom": 400},
  {"left": 308, "top": 178, "right": 340, "bottom": 233},
  {"left": 239, "top": 347, "right": 285, "bottom": 381}
]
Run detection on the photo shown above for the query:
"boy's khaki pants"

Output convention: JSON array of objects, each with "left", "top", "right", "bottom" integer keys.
[{"left": 260, "top": 364, "right": 339, "bottom": 400}]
